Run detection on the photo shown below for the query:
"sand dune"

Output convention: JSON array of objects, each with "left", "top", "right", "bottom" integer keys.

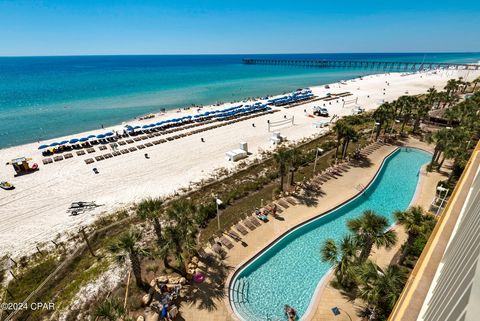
[{"left": 0, "top": 69, "right": 477, "bottom": 257}]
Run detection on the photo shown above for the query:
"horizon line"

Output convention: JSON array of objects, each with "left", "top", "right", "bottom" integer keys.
[{"left": 1, "top": 51, "right": 480, "bottom": 58}]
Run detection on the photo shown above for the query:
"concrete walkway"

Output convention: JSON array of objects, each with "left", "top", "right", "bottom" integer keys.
[{"left": 180, "top": 138, "right": 444, "bottom": 321}]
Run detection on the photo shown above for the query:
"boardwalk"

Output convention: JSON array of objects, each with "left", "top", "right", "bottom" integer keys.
[{"left": 243, "top": 58, "right": 480, "bottom": 71}]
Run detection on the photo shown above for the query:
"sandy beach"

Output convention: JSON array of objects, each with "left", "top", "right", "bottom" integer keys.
[{"left": 0, "top": 68, "right": 478, "bottom": 257}]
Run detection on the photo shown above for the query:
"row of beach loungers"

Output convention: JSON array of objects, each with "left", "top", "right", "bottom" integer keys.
[
  {"left": 41, "top": 109, "right": 279, "bottom": 165},
  {"left": 321, "top": 92, "right": 353, "bottom": 102}
]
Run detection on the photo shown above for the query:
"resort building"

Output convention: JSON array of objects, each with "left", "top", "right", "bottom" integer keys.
[{"left": 389, "top": 142, "right": 480, "bottom": 321}]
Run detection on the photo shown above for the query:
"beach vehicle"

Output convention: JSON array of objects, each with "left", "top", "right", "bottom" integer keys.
[
  {"left": 0, "top": 181, "right": 14, "bottom": 190},
  {"left": 313, "top": 106, "right": 329, "bottom": 117},
  {"left": 6, "top": 157, "right": 39, "bottom": 176},
  {"left": 352, "top": 106, "right": 365, "bottom": 115}
]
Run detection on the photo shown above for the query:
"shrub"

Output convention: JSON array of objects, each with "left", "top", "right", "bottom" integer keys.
[{"left": 410, "top": 234, "right": 428, "bottom": 257}]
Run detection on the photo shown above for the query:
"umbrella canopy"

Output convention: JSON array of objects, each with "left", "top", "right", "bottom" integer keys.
[
  {"left": 59, "top": 140, "right": 69, "bottom": 145},
  {"left": 49, "top": 142, "right": 59, "bottom": 147},
  {"left": 79, "top": 137, "right": 89, "bottom": 142},
  {"left": 104, "top": 132, "right": 113, "bottom": 136},
  {"left": 133, "top": 125, "right": 141, "bottom": 129},
  {"left": 69, "top": 138, "right": 79, "bottom": 144},
  {"left": 96, "top": 134, "right": 105, "bottom": 139},
  {"left": 88, "top": 134, "right": 96, "bottom": 138},
  {"left": 38, "top": 144, "right": 49, "bottom": 150}
]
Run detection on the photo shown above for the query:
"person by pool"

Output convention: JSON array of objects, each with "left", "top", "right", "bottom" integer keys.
[
  {"left": 284, "top": 304, "right": 297, "bottom": 320},
  {"left": 255, "top": 208, "right": 268, "bottom": 221}
]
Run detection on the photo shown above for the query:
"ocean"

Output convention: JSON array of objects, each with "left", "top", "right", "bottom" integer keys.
[{"left": 1, "top": 52, "right": 479, "bottom": 148}]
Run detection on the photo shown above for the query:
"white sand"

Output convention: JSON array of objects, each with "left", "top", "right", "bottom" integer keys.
[{"left": 0, "top": 69, "right": 477, "bottom": 257}]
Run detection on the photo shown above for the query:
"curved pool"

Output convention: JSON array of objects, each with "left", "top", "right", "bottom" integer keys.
[{"left": 229, "top": 148, "right": 431, "bottom": 321}]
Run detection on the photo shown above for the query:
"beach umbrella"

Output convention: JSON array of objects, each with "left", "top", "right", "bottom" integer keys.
[
  {"left": 49, "top": 142, "right": 59, "bottom": 147},
  {"left": 59, "top": 140, "right": 69, "bottom": 145},
  {"left": 69, "top": 138, "right": 79, "bottom": 144},
  {"left": 133, "top": 125, "right": 141, "bottom": 129},
  {"left": 96, "top": 134, "right": 105, "bottom": 139},
  {"left": 79, "top": 137, "right": 89, "bottom": 142},
  {"left": 38, "top": 144, "right": 49, "bottom": 150},
  {"left": 142, "top": 125, "right": 150, "bottom": 129},
  {"left": 104, "top": 132, "right": 114, "bottom": 136},
  {"left": 86, "top": 134, "right": 95, "bottom": 138}
]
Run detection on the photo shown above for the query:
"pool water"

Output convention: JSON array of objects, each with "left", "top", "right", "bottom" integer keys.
[{"left": 229, "top": 148, "right": 431, "bottom": 321}]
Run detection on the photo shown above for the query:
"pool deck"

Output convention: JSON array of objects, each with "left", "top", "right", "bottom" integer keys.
[{"left": 180, "top": 138, "right": 446, "bottom": 321}]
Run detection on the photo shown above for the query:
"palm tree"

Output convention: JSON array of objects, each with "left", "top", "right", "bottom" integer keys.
[
  {"left": 288, "top": 147, "right": 303, "bottom": 186},
  {"left": 355, "top": 260, "right": 407, "bottom": 319},
  {"left": 159, "top": 199, "right": 198, "bottom": 276},
  {"left": 425, "top": 128, "right": 450, "bottom": 169},
  {"left": 333, "top": 121, "right": 347, "bottom": 161},
  {"left": 321, "top": 235, "right": 361, "bottom": 289},
  {"left": 108, "top": 230, "right": 149, "bottom": 291},
  {"left": 273, "top": 147, "right": 291, "bottom": 192},
  {"left": 341, "top": 125, "right": 358, "bottom": 159},
  {"left": 137, "top": 198, "right": 164, "bottom": 244},
  {"left": 372, "top": 103, "right": 394, "bottom": 140},
  {"left": 95, "top": 298, "right": 128, "bottom": 321},
  {"left": 472, "top": 78, "right": 479, "bottom": 92},
  {"left": 347, "top": 210, "right": 397, "bottom": 262},
  {"left": 396, "top": 96, "right": 416, "bottom": 135},
  {"left": 394, "top": 206, "right": 435, "bottom": 264}
]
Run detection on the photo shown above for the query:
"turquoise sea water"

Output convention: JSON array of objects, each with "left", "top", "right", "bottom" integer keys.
[
  {"left": 1, "top": 53, "right": 480, "bottom": 148},
  {"left": 230, "top": 148, "right": 431, "bottom": 321}
]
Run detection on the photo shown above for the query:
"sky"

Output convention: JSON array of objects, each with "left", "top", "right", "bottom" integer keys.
[{"left": 0, "top": 0, "right": 479, "bottom": 56}]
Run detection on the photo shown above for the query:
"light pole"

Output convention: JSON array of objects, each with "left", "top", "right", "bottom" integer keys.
[
  {"left": 216, "top": 197, "right": 223, "bottom": 230},
  {"left": 369, "top": 122, "right": 380, "bottom": 141},
  {"left": 313, "top": 148, "right": 324, "bottom": 175}
]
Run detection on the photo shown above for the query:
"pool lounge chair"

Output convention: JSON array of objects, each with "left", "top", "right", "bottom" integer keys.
[
  {"left": 286, "top": 197, "right": 299, "bottom": 206},
  {"left": 235, "top": 223, "right": 249, "bottom": 235},
  {"left": 249, "top": 215, "right": 262, "bottom": 226},
  {"left": 218, "top": 235, "right": 234, "bottom": 249},
  {"left": 225, "top": 230, "right": 241, "bottom": 242},
  {"left": 242, "top": 218, "right": 256, "bottom": 231},
  {"left": 278, "top": 200, "right": 290, "bottom": 208}
]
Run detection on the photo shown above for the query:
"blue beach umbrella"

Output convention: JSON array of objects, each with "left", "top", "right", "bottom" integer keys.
[
  {"left": 104, "top": 132, "right": 113, "bottom": 136},
  {"left": 79, "top": 137, "right": 89, "bottom": 142},
  {"left": 88, "top": 134, "right": 96, "bottom": 138},
  {"left": 142, "top": 125, "right": 150, "bottom": 129},
  {"left": 38, "top": 144, "right": 49, "bottom": 150},
  {"left": 96, "top": 134, "right": 105, "bottom": 139},
  {"left": 133, "top": 125, "right": 141, "bottom": 129},
  {"left": 69, "top": 138, "right": 79, "bottom": 144},
  {"left": 49, "top": 142, "right": 59, "bottom": 147},
  {"left": 59, "top": 140, "right": 69, "bottom": 145}
]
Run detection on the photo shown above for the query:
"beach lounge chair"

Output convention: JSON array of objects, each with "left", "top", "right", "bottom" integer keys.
[
  {"left": 84, "top": 158, "right": 94, "bottom": 164},
  {"left": 42, "top": 158, "right": 53, "bottom": 165},
  {"left": 120, "top": 149, "right": 129, "bottom": 154},
  {"left": 112, "top": 151, "right": 121, "bottom": 156},
  {"left": 144, "top": 142, "right": 153, "bottom": 147},
  {"left": 64, "top": 153, "right": 73, "bottom": 159},
  {"left": 86, "top": 148, "right": 95, "bottom": 154},
  {"left": 95, "top": 155, "right": 104, "bottom": 161},
  {"left": 152, "top": 140, "right": 161, "bottom": 145},
  {"left": 118, "top": 141, "right": 127, "bottom": 146},
  {"left": 53, "top": 155, "right": 64, "bottom": 162},
  {"left": 235, "top": 223, "right": 249, "bottom": 235},
  {"left": 137, "top": 144, "right": 146, "bottom": 149},
  {"left": 133, "top": 137, "right": 141, "bottom": 142},
  {"left": 98, "top": 146, "right": 107, "bottom": 151},
  {"left": 76, "top": 150, "right": 86, "bottom": 156},
  {"left": 126, "top": 139, "right": 134, "bottom": 144},
  {"left": 128, "top": 147, "right": 137, "bottom": 152},
  {"left": 103, "top": 153, "right": 113, "bottom": 159}
]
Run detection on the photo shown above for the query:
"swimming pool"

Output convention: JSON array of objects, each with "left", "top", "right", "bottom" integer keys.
[{"left": 229, "top": 148, "right": 431, "bottom": 321}]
